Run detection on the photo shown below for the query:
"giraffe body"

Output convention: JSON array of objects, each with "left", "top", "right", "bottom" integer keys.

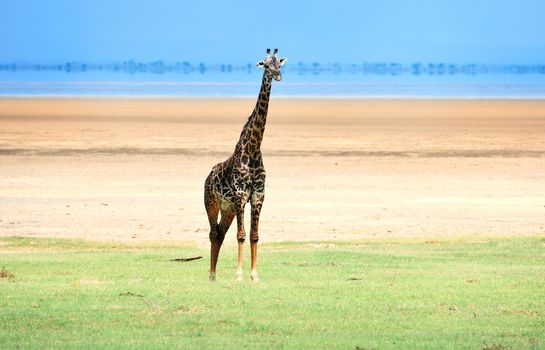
[{"left": 204, "top": 49, "right": 286, "bottom": 282}]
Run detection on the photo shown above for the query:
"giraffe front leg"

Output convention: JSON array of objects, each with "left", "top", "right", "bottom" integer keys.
[{"left": 250, "top": 192, "right": 264, "bottom": 282}]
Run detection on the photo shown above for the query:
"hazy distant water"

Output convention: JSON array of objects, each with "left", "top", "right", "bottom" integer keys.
[{"left": 1, "top": 61, "right": 544, "bottom": 98}]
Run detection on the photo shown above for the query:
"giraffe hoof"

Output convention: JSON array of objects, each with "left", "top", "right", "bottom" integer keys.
[
  {"left": 250, "top": 272, "right": 259, "bottom": 283},
  {"left": 209, "top": 273, "right": 216, "bottom": 282},
  {"left": 236, "top": 270, "right": 243, "bottom": 281}
]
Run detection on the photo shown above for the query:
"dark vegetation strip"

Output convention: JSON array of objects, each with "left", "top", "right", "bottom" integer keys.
[{"left": 1, "top": 147, "right": 544, "bottom": 158}]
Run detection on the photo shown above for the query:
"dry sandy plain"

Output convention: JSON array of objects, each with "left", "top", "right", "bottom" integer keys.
[{"left": 1, "top": 98, "right": 544, "bottom": 246}]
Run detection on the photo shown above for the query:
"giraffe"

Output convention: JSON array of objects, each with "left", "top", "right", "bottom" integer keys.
[{"left": 204, "top": 48, "right": 287, "bottom": 282}]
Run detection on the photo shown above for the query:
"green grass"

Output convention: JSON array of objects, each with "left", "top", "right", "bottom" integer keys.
[{"left": 1, "top": 236, "right": 544, "bottom": 349}]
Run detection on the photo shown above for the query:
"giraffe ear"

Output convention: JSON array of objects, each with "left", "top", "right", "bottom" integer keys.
[
  {"left": 256, "top": 60, "right": 265, "bottom": 68},
  {"left": 279, "top": 58, "right": 287, "bottom": 66}
]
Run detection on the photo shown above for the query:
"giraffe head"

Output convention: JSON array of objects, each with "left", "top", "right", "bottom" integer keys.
[{"left": 256, "top": 48, "right": 287, "bottom": 81}]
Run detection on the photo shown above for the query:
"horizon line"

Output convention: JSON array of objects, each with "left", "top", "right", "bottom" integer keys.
[{"left": 1, "top": 61, "right": 545, "bottom": 76}]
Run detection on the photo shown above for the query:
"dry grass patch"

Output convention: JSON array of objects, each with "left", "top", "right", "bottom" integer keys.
[{"left": 0, "top": 266, "right": 14, "bottom": 279}]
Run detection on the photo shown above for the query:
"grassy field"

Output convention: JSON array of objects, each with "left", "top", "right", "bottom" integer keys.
[{"left": 1, "top": 236, "right": 544, "bottom": 349}]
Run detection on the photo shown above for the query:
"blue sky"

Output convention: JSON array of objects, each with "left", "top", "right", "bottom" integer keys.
[{"left": 1, "top": 0, "right": 545, "bottom": 64}]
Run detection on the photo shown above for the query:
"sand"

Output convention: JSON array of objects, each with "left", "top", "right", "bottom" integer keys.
[{"left": 1, "top": 98, "right": 544, "bottom": 245}]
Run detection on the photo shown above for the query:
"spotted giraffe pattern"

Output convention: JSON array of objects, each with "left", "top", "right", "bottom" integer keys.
[{"left": 204, "top": 49, "right": 286, "bottom": 281}]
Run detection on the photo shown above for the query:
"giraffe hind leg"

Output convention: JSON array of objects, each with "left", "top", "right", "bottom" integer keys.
[
  {"left": 207, "top": 214, "right": 221, "bottom": 281},
  {"left": 208, "top": 208, "right": 235, "bottom": 282},
  {"left": 204, "top": 175, "right": 221, "bottom": 281},
  {"left": 249, "top": 191, "right": 265, "bottom": 282},
  {"left": 204, "top": 177, "right": 219, "bottom": 238}
]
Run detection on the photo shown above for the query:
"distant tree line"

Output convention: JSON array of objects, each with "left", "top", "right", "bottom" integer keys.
[{"left": 0, "top": 61, "right": 544, "bottom": 75}]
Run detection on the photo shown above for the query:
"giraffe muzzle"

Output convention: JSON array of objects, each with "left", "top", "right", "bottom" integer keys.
[{"left": 274, "top": 74, "right": 282, "bottom": 81}]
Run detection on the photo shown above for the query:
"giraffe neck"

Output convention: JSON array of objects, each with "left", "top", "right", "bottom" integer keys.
[{"left": 237, "top": 71, "right": 273, "bottom": 153}]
